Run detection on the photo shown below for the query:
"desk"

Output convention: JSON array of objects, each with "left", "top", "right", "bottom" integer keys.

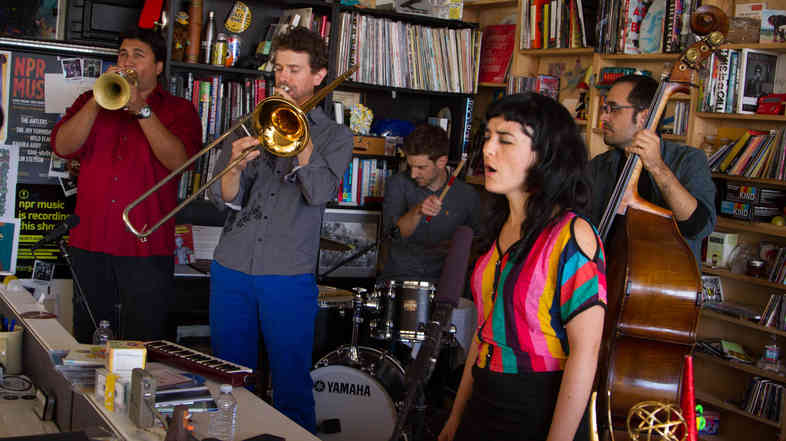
[{"left": 0, "top": 285, "right": 319, "bottom": 441}]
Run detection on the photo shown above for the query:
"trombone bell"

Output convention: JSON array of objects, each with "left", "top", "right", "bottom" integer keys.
[
  {"left": 93, "top": 70, "right": 138, "bottom": 110},
  {"left": 254, "top": 97, "right": 309, "bottom": 157}
]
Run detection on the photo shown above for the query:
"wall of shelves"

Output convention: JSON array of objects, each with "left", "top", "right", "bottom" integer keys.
[{"left": 465, "top": 0, "right": 786, "bottom": 438}]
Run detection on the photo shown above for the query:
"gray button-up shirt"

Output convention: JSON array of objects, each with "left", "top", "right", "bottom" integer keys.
[
  {"left": 381, "top": 170, "right": 481, "bottom": 282},
  {"left": 208, "top": 106, "right": 353, "bottom": 275}
]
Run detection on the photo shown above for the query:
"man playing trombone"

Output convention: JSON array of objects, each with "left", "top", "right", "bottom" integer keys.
[
  {"left": 207, "top": 26, "right": 353, "bottom": 433},
  {"left": 51, "top": 29, "right": 201, "bottom": 343}
]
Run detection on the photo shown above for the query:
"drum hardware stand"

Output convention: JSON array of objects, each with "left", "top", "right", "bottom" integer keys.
[{"left": 348, "top": 288, "right": 366, "bottom": 364}]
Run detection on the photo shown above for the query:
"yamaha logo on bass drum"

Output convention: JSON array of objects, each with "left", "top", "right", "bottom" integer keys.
[{"left": 314, "top": 379, "right": 371, "bottom": 397}]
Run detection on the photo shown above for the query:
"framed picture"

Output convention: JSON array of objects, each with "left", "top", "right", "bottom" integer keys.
[
  {"left": 700, "top": 275, "right": 724, "bottom": 304},
  {"left": 318, "top": 209, "right": 381, "bottom": 278},
  {"left": 0, "top": 1, "right": 67, "bottom": 40}
]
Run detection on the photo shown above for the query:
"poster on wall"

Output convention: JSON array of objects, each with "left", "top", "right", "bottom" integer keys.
[
  {"left": 2, "top": 49, "right": 100, "bottom": 184},
  {"left": 0, "top": 50, "right": 10, "bottom": 144},
  {"left": 14, "top": 183, "right": 76, "bottom": 278}
]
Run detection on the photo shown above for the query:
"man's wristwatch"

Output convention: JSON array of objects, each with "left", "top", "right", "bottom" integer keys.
[{"left": 136, "top": 105, "right": 152, "bottom": 119}]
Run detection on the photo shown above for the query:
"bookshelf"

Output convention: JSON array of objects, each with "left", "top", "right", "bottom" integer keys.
[{"left": 463, "top": 0, "right": 786, "bottom": 437}]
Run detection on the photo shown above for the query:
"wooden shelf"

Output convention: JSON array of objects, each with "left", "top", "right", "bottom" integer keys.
[
  {"left": 694, "top": 351, "right": 786, "bottom": 384},
  {"left": 696, "top": 112, "right": 786, "bottom": 122},
  {"left": 341, "top": 80, "right": 473, "bottom": 97},
  {"left": 701, "top": 309, "right": 786, "bottom": 338},
  {"left": 696, "top": 391, "right": 781, "bottom": 428},
  {"left": 169, "top": 61, "right": 269, "bottom": 77},
  {"left": 478, "top": 82, "right": 506, "bottom": 88},
  {"left": 519, "top": 48, "right": 594, "bottom": 56},
  {"left": 662, "top": 134, "right": 687, "bottom": 141},
  {"left": 722, "top": 43, "right": 786, "bottom": 52},
  {"left": 703, "top": 267, "right": 786, "bottom": 292},
  {"left": 463, "top": 0, "right": 517, "bottom": 7},
  {"left": 711, "top": 173, "right": 786, "bottom": 189},
  {"left": 599, "top": 53, "right": 681, "bottom": 60},
  {"left": 715, "top": 216, "right": 786, "bottom": 238}
]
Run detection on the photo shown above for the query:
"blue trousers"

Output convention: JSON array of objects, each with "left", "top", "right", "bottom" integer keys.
[{"left": 209, "top": 261, "right": 318, "bottom": 433}]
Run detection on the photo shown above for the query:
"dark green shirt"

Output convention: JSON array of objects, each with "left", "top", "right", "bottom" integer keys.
[
  {"left": 381, "top": 170, "right": 481, "bottom": 282},
  {"left": 588, "top": 140, "right": 717, "bottom": 265}
]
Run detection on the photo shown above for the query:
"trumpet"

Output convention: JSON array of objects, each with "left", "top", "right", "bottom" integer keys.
[
  {"left": 93, "top": 69, "right": 138, "bottom": 110},
  {"left": 122, "top": 64, "right": 359, "bottom": 239}
]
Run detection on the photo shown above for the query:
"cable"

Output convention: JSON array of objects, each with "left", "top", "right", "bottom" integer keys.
[{"left": 0, "top": 375, "right": 33, "bottom": 392}]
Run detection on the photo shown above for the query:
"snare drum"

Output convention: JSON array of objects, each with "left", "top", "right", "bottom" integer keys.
[
  {"left": 314, "top": 286, "right": 354, "bottom": 362},
  {"left": 311, "top": 345, "right": 405, "bottom": 440},
  {"left": 368, "top": 280, "right": 436, "bottom": 342}
]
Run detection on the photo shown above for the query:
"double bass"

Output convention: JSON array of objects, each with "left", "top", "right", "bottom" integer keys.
[{"left": 596, "top": 5, "right": 728, "bottom": 435}]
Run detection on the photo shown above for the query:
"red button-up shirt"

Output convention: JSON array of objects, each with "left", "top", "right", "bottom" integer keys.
[{"left": 51, "top": 85, "right": 201, "bottom": 257}]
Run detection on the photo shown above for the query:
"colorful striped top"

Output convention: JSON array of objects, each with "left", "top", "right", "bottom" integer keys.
[{"left": 472, "top": 212, "right": 607, "bottom": 374}]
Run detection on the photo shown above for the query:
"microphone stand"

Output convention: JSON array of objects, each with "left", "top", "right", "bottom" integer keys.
[
  {"left": 318, "top": 240, "right": 379, "bottom": 279},
  {"left": 57, "top": 239, "right": 98, "bottom": 334}
]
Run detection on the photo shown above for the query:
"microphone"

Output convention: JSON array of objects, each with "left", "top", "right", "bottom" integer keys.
[
  {"left": 389, "top": 225, "right": 473, "bottom": 441},
  {"left": 34, "top": 215, "right": 79, "bottom": 249}
]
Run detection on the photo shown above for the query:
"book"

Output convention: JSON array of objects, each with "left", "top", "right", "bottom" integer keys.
[
  {"left": 700, "top": 275, "right": 724, "bottom": 304},
  {"left": 720, "top": 340, "right": 754, "bottom": 364},
  {"left": 737, "top": 48, "right": 779, "bottom": 114},
  {"left": 174, "top": 224, "right": 196, "bottom": 265},
  {"left": 705, "top": 231, "right": 738, "bottom": 268},
  {"left": 478, "top": 24, "right": 516, "bottom": 84},
  {"left": 760, "top": 9, "right": 786, "bottom": 43},
  {"left": 63, "top": 344, "right": 106, "bottom": 367},
  {"left": 154, "top": 386, "right": 214, "bottom": 407}
]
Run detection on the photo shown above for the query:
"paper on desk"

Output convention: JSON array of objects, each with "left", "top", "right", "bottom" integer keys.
[{"left": 146, "top": 362, "right": 195, "bottom": 390}]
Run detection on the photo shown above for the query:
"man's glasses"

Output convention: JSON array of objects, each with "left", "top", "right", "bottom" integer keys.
[{"left": 600, "top": 103, "right": 636, "bottom": 114}]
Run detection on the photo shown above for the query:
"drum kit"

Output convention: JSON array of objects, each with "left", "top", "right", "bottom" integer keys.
[{"left": 312, "top": 281, "right": 455, "bottom": 441}]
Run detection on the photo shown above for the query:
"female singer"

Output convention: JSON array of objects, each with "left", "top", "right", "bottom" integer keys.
[{"left": 439, "top": 93, "right": 607, "bottom": 441}]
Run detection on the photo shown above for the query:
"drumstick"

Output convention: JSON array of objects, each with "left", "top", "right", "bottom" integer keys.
[{"left": 425, "top": 153, "right": 468, "bottom": 223}]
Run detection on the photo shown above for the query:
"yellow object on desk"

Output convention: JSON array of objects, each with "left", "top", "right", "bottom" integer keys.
[{"left": 104, "top": 373, "right": 117, "bottom": 412}]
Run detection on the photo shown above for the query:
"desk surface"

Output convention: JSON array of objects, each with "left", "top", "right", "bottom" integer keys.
[{"left": 0, "top": 285, "right": 319, "bottom": 441}]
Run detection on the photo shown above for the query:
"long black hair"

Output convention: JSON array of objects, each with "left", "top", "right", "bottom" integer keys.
[{"left": 475, "top": 92, "right": 591, "bottom": 259}]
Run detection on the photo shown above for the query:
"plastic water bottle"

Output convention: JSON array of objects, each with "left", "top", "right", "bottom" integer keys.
[
  {"left": 92, "top": 320, "right": 114, "bottom": 345},
  {"left": 208, "top": 384, "right": 237, "bottom": 440}
]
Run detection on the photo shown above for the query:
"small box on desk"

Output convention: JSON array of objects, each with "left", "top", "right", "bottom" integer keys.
[
  {"left": 106, "top": 341, "right": 147, "bottom": 377},
  {"left": 353, "top": 136, "right": 387, "bottom": 155}
]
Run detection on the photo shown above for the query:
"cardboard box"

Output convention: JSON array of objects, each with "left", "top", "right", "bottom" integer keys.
[
  {"left": 720, "top": 200, "right": 752, "bottom": 220},
  {"left": 353, "top": 136, "right": 387, "bottom": 155},
  {"left": 105, "top": 341, "right": 146, "bottom": 377},
  {"left": 726, "top": 182, "right": 759, "bottom": 203},
  {"left": 706, "top": 231, "right": 739, "bottom": 268}
]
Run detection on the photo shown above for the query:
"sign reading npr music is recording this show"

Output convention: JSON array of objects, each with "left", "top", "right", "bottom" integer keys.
[{"left": 15, "top": 184, "right": 75, "bottom": 278}]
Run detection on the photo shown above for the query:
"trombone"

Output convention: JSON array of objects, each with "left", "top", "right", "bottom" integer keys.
[{"left": 122, "top": 64, "right": 359, "bottom": 239}]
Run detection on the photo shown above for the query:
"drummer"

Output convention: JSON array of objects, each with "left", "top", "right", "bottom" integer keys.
[{"left": 380, "top": 124, "right": 481, "bottom": 284}]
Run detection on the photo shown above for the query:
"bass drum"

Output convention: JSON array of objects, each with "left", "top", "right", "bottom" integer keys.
[{"left": 311, "top": 345, "right": 405, "bottom": 441}]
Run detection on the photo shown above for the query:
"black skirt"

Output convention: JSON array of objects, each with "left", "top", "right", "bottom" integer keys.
[{"left": 454, "top": 365, "right": 589, "bottom": 441}]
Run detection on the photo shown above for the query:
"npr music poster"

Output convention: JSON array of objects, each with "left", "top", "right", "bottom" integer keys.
[
  {"left": 2, "top": 49, "right": 104, "bottom": 184},
  {"left": 0, "top": 50, "right": 9, "bottom": 144}
]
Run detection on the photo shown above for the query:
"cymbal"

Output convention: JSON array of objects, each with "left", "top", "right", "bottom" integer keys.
[
  {"left": 317, "top": 284, "right": 353, "bottom": 298},
  {"left": 320, "top": 237, "right": 352, "bottom": 252}
]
